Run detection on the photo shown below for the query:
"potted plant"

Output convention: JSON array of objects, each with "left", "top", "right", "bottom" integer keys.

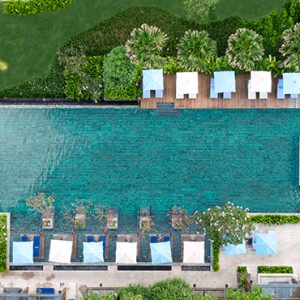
[
  {"left": 106, "top": 208, "right": 118, "bottom": 230},
  {"left": 167, "top": 206, "right": 191, "bottom": 231},
  {"left": 63, "top": 201, "right": 91, "bottom": 230},
  {"left": 26, "top": 193, "right": 55, "bottom": 229},
  {"left": 139, "top": 206, "right": 154, "bottom": 233},
  {"left": 237, "top": 266, "right": 251, "bottom": 291}
]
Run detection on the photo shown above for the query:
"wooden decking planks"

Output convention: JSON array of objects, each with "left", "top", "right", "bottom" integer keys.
[{"left": 140, "top": 73, "right": 300, "bottom": 109}]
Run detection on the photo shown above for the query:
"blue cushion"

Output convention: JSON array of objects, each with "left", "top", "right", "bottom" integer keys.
[
  {"left": 163, "top": 236, "right": 170, "bottom": 242},
  {"left": 210, "top": 78, "right": 217, "bottom": 99},
  {"left": 98, "top": 235, "right": 106, "bottom": 254},
  {"left": 86, "top": 235, "right": 94, "bottom": 242},
  {"left": 277, "top": 79, "right": 284, "bottom": 99},
  {"left": 21, "top": 235, "right": 28, "bottom": 242},
  {"left": 150, "top": 236, "right": 158, "bottom": 243},
  {"left": 33, "top": 236, "right": 40, "bottom": 257},
  {"left": 37, "top": 288, "right": 55, "bottom": 295}
]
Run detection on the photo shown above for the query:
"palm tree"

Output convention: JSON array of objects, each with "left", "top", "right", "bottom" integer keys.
[
  {"left": 226, "top": 28, "right": 265, "bottom": 71},
  {"left": 280, "top": 23, "right": 300, "bottom": 71},
  {"left": 125, "top": 24, "right": 168, "bottom": 69},
  {"left": 177, "top": 30, "right": 217, "bottom": 73}
]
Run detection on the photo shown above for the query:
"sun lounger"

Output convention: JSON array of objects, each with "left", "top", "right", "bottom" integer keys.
[
  {"left": 259, "top": 92, "right": 268, "bottom": 99},
  {"left": 176, "top": 93, "right": 184, "bottom": 99},
  {"left": 85, "top": 234, "right": 109, "bottom": 259},
  {"left": 149, "top": 234, "right": 173, "bottom": 264},
  {"left": 223, "top": 92, "right": 231, "bottom": 99},
  {"left": 277, "top": 79, "right": 284, "bottom": 99},
  {"left": 143, "top": 90, "right": 151, "bottom": 99},
  {"left": 20, "top": 234, "right": 45, "bottom": 259},
  {"left": 248, "top": 80, "right": 256, "bottom": 100},
  {"left": 291, "top": 94, "right": 299, "bottom": 99},
  {"left": 189, "top": 93, "right": 197, "bottom": 99},
  {"left": 210, "top": 78, "right": 217, "bottom": 99},
  {"left": 156, "top": 89, "right": 163, "bottom": 98}
]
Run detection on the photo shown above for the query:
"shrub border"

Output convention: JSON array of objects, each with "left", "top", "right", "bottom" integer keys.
[
  {"left": 257, "top": 266, "right": 293, "bottom": 274},
  {"left": 0, "top": 213, "right": 9, "bottom": 273},
  {"left": 249, "top": 213, "right": 300, "bottom": 225}
]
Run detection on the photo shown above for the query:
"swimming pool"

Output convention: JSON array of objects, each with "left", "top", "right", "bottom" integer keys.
[{"left": 2, "top": 107, "right": 300, "bottom": 261}]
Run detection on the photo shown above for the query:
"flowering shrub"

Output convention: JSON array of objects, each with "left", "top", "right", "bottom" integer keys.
[
  {"left": 167, "top": 206, "right": 191, "bottom": 231},
  {"left": 194, "top": 202, "right": 253, "bottom": 245},
  {"left": 26, "top": 193, "right": 55, "bottom": 216}
]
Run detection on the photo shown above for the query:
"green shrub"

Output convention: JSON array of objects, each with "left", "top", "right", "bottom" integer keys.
[
  {"left": 257, "top": 266, "right": 293, "bottom": 274},
  {"left": 250, "top": 214, "right": 300, "bottom": 224},
  {"left": 63, "top": 55, "right": 104, "bottom": 102},
  {"left": 237, "top": 266, "right": 247, "bottom": 273},
  {"left": 225, "top": 287, "right": 272, "bottom": 300},
  {"left": 103, "top": 46, "right": 140, "bottom": 100},
  {"left": 0, "top": 215, "right": 7, "bottom": 272},
  {"left": 212, "top": 238, "right": 220, "bottom": 272},
  {"left": 163, "top": 57, "right": 184, "bottom": 74},
  {"left": 4, "top": 0, "right": 73, "bottom": 16}
]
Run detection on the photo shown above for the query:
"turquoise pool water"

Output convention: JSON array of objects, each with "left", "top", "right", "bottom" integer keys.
[{"left": 2, "top": 107, "right": 300, "bottom": 261}]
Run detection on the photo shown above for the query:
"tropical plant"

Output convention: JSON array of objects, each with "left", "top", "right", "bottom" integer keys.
[
  {"left": 125, "top": 24, "right": 168, "bottom": 68},
  {"left": 226, "top": 28, "right": 265, "bottom": 71},
  {"left": 26, "top": 193, "right": 55, "bottom": 216},
  {"left": 280, "top": 22, "right": 300, "bottom": 71},
  {"left": 167, "top": 206, "right": 192, "bottom": 231},
  {"left": 194, "top": 202, "right": 254, "bottom": 245},
  {"left": 183, "top": 0, "right": 219, "bottom": 24},
  {"left": 225, "top": 287, "right": 272, "bottom": 300},
  {"left": 103, "top": 46, "right": 140, "bottom": 100},
  {"left": 177, "top": 30, "right": 217, "bottom": 73}
]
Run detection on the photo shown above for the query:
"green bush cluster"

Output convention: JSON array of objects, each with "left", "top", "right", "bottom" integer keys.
[
  {"left": 237, "top": 266, "right": 248, "bottom": 273},
  {"left": 63, "top": 56, "right": 104, "bottom": 102},
  {"left": 250, "top": 214, "right": 300, "bottom": 224},
  {"left": 0, "top": 215, "right": 7, "bottom": 272},
  {"left": 257, "top": 266, "right": 293, "bottom": 274},
  {"left": 4, "top": 0, "right": 73, "bottom": 16},
  {"left": 212, "top": 237, "right": 220, "bottom": 272}
]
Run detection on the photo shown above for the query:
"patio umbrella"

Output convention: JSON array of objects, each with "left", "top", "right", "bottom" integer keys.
[
  {"left": 250, "top": 71, "right": 272, "bottom": 93},
  {"left": 223, "top": 241, "right": 246, "bottom": 256},
  {"left": 12, "top": 241, "right": 33, "bottom": 264},
  {"left": 115, "top": 242, "right": 137, "bottom": 264},
  {"left": 214, "top": 71, "right": 236, "bottom": 93},
  {"left": 83, "top": 242, "right": 104, "bottom": 263},
  {"left": 49, "top": 240, "right": 73, "bottom": 264},
  {"left": 176, "top": 72, "right": 198, "bottom": 95},
  {"left": 283, "top": 73, "right": 300, "bottom": 95},
  {"left": 254, "top": 232, "right": 277, "bottom": 256},
  {"left": 142, "top": 69, "right": 164, "bottom": 92},
  {"left": 183, "top": 241, "right": 204, "bottom": 263},
  {"left": 150, "top": 241, "right": 172, "bottom": 264}
]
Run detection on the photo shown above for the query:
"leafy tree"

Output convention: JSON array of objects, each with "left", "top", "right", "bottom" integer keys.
[
  {"left": 194, "top": 202, "right": 253, "bottom": 245},
  {"left": 125, "top": 24, "right": 168, "bottom": 68},
  {"left": 280, "top": 22, "right": 300, "bottom": 71},
  {"left": 177, "top": 30, "right": 217, "bottom": 72},
  {"left": 226, "top": 28, "right": 265, "bottom": 71},
  {"left": 103, "top": 46, "right": 140, "bottom": 100},
  {"left": 183, "top": 0, "right": 219, "bottom": 24}
]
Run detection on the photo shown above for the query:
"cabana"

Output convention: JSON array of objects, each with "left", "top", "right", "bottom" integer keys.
[
  {"left": 49, "top": 240, "right": 73, "bottom": 264},
  {"left": 21, "top": 234, "right": 45, "bottom": 259},
  {"left": 142, "top": 69, "right": 164, "bottom": 99},
  {"left": 150, "top": 241, "right": 172, "bottom": 264},
  {"left": 176, "top": 72, "right": 198, "bottom": 99},
  {"left": 115, "top": 242, "right": 137, "bottom": 264},
  {"left": 223, "top": 241, "right": 246, "bottom": 256},
  {"left": 248, "top": 71, "right": 272, "bottom": 100},
  {"left": 282, "top": 73, "right": 300, "bottom": 99},
  {"left": 12, "top": 241, "right": 34, "bottom": 264},
  {"left": 183, "top": 241, "right": 205, "bottom": 263},
  {"left": 212, "top": 71, "right": 236, "bottom": 99},
  {"left": 253, "top": 232, "right": 277, "bottom": 256},
  {"left": 85, "top": 234, "right": 109, "bottom": 260},
  {"left": 83, "top": 242, "right": 104, "bottom": 263}
]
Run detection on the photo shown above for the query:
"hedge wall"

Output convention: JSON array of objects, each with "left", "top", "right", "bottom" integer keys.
[
  {"left": 0, "top": 215, "right": 7, "bottom": 272},
  {"left": 257, "top": 266, "right": 293, "bottom": 274},
  {"left": 250, "top": 215, "right": 300, "bottom": 225}
]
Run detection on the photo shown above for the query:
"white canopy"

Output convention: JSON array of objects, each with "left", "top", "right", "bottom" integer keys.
[
  {"left": 115, "top": 242, "right": 137, "bottom": 264},
  {"left": 49, "top": 240, "right": 73, "bottom": 264},
  {"left": 183, "top": 241, "right": 204, "bottom": 264},
  {"left": 176, "top": 72, "right": 198, "bottom": 96},
  {"left": 249, "top": 71, "right": 272, "bottom": 93},
  {"left": 13, "top": 241, "right": 33, "bottom": 264},
  {"left": 83, "top": 242, "right": 104, "bottom": 263}
]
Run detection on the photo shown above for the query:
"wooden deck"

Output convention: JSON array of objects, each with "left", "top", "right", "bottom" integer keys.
[{"left": 140, "top": 73, "right": 300, "bottom": 109}]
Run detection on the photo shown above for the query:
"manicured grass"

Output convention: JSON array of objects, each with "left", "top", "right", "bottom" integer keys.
[
  {"left": 0, "top": 0, "right": 184, "bottom": 91},
  {"left": 215, "top": 0, "right": 285, "bottom": 21}
]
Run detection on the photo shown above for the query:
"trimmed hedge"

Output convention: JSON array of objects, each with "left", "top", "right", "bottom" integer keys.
[
  {"left": 257, "top": 266, "right": 293, "bottom": 274},
  {"left": 250, "top": 215, "right": 300, "bottom": 225},
  {"left": 0, "top": 215, "right": 7, "bottom": 272},
  {"left": 212, "top": 238, "right": 220, "bottom": 272},
  {"left": 4, "top": 0, "right": 73, "bottom": 16},
  {"left": 237, "top": 266, "right": 248, "bottom": 273}
]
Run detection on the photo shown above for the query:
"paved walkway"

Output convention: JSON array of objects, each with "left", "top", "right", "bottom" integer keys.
[{"left": 1, "top": 224, "right": 299, "bottom": 299}]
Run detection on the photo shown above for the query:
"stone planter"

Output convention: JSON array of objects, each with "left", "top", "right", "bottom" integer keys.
[
  {"left": 42, "top": 212, "right": 54, "bottom": 229},
  {"left": 107, "top": 212, "right": 118, "bottom": 230},
  {"left": 74, "top": 213, "right": 86, "bottom": 229}
]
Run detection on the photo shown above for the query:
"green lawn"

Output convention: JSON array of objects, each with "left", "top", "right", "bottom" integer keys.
[
  {"left": 0, "top": 0, "right": 286, "bottom": 91},
  {"left": 215, "top": 0, "right": 285, "bottom": 20}
]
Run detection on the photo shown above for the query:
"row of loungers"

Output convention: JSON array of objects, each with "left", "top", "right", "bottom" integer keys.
[{"left": 12, "top": 233, "right": 206, "bottom": 265}]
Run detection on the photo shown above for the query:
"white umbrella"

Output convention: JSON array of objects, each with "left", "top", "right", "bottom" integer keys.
[
  {"left": 115, "top": 242, "right": 137, "bottom": 264},
  {"left": 13, "top": 241, "right": 33, "bottom": 264},
  {"left": 250, "top": 71, "right": 272, "bottom": 93},
  {"left": 83, "top": 242, "right": 104, "bottom": 263},
  {"left": 49, "top": 240, "right": 73, "bottom": 264},
  {"left": 183, "top": 241, "right": 204, "bottom": 263},
  {"left": 176, "top": 72, "right": 198, "bottom": 96}
]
